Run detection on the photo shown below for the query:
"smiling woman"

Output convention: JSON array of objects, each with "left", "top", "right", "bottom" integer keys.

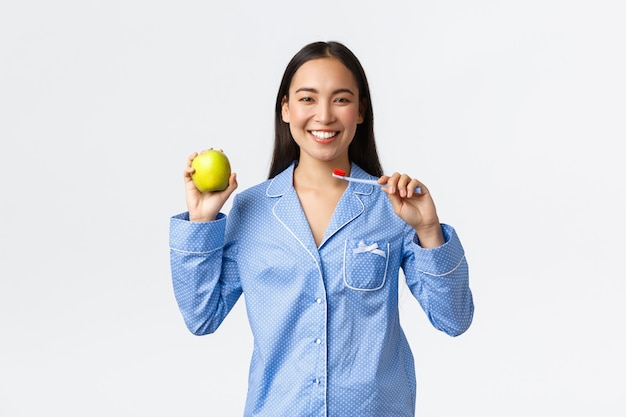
[
  {"left": 169, "top": 41, "right": 474, "bottom": 417},
  {"left": 280, "top": 57, "right": 364, "bottom": 171},
  {"left": 269, "top": 41, "right": 381, "bottom": 180}
]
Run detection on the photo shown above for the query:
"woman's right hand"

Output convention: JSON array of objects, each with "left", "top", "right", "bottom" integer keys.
[{"left": 184, "top": 151, "right": 238, "bottom": 222}]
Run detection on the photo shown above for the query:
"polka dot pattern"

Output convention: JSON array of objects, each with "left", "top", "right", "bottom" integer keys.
[{"left": 169, "top": 162, "right": 474, "bottom": 416}]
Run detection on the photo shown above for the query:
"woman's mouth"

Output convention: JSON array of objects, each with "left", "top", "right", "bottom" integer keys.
[{"left": 310, "top": 130, "right": 339, "bottom": 141}]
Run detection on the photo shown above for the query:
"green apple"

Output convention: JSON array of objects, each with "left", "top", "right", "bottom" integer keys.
[{"left": 191, "top": 149, "right": 231, "bottom": 192}]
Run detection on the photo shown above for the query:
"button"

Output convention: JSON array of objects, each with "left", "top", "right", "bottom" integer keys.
[
  {"left": 313, "top": 378, "right": 320, "bottom": 384},
  {"left": 315, "top": 338, "right": 322, "bottom": 344},
  {"left": 315, "top": 298, "right": 322, "bottom": 304}
]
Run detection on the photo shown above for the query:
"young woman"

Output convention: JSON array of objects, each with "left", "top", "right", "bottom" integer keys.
[{"left": 169, "top": 41, "right": 474, "bottom": 417}]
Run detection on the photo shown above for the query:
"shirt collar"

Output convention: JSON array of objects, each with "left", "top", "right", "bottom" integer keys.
[{"left": 265, "top": 161, "right": 376, "bottom": 197}]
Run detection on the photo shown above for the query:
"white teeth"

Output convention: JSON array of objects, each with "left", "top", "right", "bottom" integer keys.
[{"left": 310, "top": 131, "right": 337, "bottom": 140}]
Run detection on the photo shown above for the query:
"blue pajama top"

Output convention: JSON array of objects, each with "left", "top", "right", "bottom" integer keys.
[{"left": 169, "top": 162, "right": 474, "bottom": 417}]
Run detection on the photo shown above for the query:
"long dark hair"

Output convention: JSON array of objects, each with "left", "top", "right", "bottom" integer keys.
[{"left": 268, "top": 41, "right": 383, "bottom": 179}]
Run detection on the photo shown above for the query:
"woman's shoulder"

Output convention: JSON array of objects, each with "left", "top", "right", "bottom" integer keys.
[
  {"left": 238, "top": 162, "right": 295, "bottom": 200},
  {"left": 235, "top": 178, "right": 272, "bottom": 202}
]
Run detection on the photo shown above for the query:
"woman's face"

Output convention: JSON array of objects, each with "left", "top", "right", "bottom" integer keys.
[{"left": 281, "top": 57, "right": 364, "bottom": 166}]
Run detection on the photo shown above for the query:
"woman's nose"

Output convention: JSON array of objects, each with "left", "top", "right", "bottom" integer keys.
[{"left": 315, "top": 101, "right": 335, "bottom": 124}]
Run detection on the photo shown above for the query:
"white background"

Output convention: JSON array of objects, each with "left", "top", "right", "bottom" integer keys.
[{"left": 1, "top": 1, "right": 625, "bottom": 416}]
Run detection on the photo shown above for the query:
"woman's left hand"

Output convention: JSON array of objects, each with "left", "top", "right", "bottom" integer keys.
[{"left": 379, "top": 173, "right": 444, "bottom": 248}]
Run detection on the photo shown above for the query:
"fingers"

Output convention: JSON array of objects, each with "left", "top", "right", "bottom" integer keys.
[
  {"left": 187, "top": 151, "right": 199, "bottom": 165},
  {"left": 185, "top": 148, "right": 213, "bottom": 171},
  {"left": 184, "top": 149, "right": 214, "bottom": 179},
  {"left": 226, "top": 172, "right": 238, "bottom": 193},
  {"left": 184, "top": 152, "right": 198, "bottom": 180},
  {"left": 382, "top": 173, "right": 425, "bottom": 198}
]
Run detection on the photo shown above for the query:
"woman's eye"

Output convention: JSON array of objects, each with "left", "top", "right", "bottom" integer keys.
[
  {"left": 335, "top": 97, "right": 350, "bottom": 103},
  {"left": 299, "top": 97, "right": 313, "bottom": 102}
]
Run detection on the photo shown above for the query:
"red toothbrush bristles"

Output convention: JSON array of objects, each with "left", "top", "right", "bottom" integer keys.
[{"left": 333, "top": 168, "right": 346, "bottom": 176}]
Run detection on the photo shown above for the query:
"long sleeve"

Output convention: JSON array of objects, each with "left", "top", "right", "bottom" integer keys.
[
  {"left": 403, "top": 223, "right": 474, "bottom": 336},
  {"left": 169, "top": 212, "right": 242, "bottom": 335}
]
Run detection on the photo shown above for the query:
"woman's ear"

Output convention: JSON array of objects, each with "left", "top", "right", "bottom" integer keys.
[
  {"left": 281, "top": 95, "right": 290, "bottom": 123},
  {"left": 358, "top": 98, "right": 368, "bottom": 124}
]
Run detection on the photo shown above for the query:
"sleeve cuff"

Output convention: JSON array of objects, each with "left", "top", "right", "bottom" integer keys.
[
  {"left": 412, "top": 224, "right": 466, "bottom": 276},
  {"left": 169, "top": 212, "right": 227, "bottom": 253}
]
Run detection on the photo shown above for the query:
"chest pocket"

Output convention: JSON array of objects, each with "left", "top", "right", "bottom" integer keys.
[{"left": 342, "top": 239, "right": 390, "bottom": 291}]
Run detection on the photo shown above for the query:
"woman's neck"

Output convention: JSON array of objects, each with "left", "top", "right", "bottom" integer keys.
[{"left": 294, "top": 156, "right": 350, "bottom": 190}]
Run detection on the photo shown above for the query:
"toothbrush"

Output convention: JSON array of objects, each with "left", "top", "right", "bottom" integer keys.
[{"left": 332, "top": 168, "right": 422, "bottom": 194}]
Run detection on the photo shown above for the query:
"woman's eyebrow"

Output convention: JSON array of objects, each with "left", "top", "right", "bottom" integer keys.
[{"left": 294, "top": 87, "right": 355, "bottom": 95}]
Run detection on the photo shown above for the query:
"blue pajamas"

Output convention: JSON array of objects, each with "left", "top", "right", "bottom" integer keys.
[{"left": 170, "top": 162, "right": 474, "bottom": 416}]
